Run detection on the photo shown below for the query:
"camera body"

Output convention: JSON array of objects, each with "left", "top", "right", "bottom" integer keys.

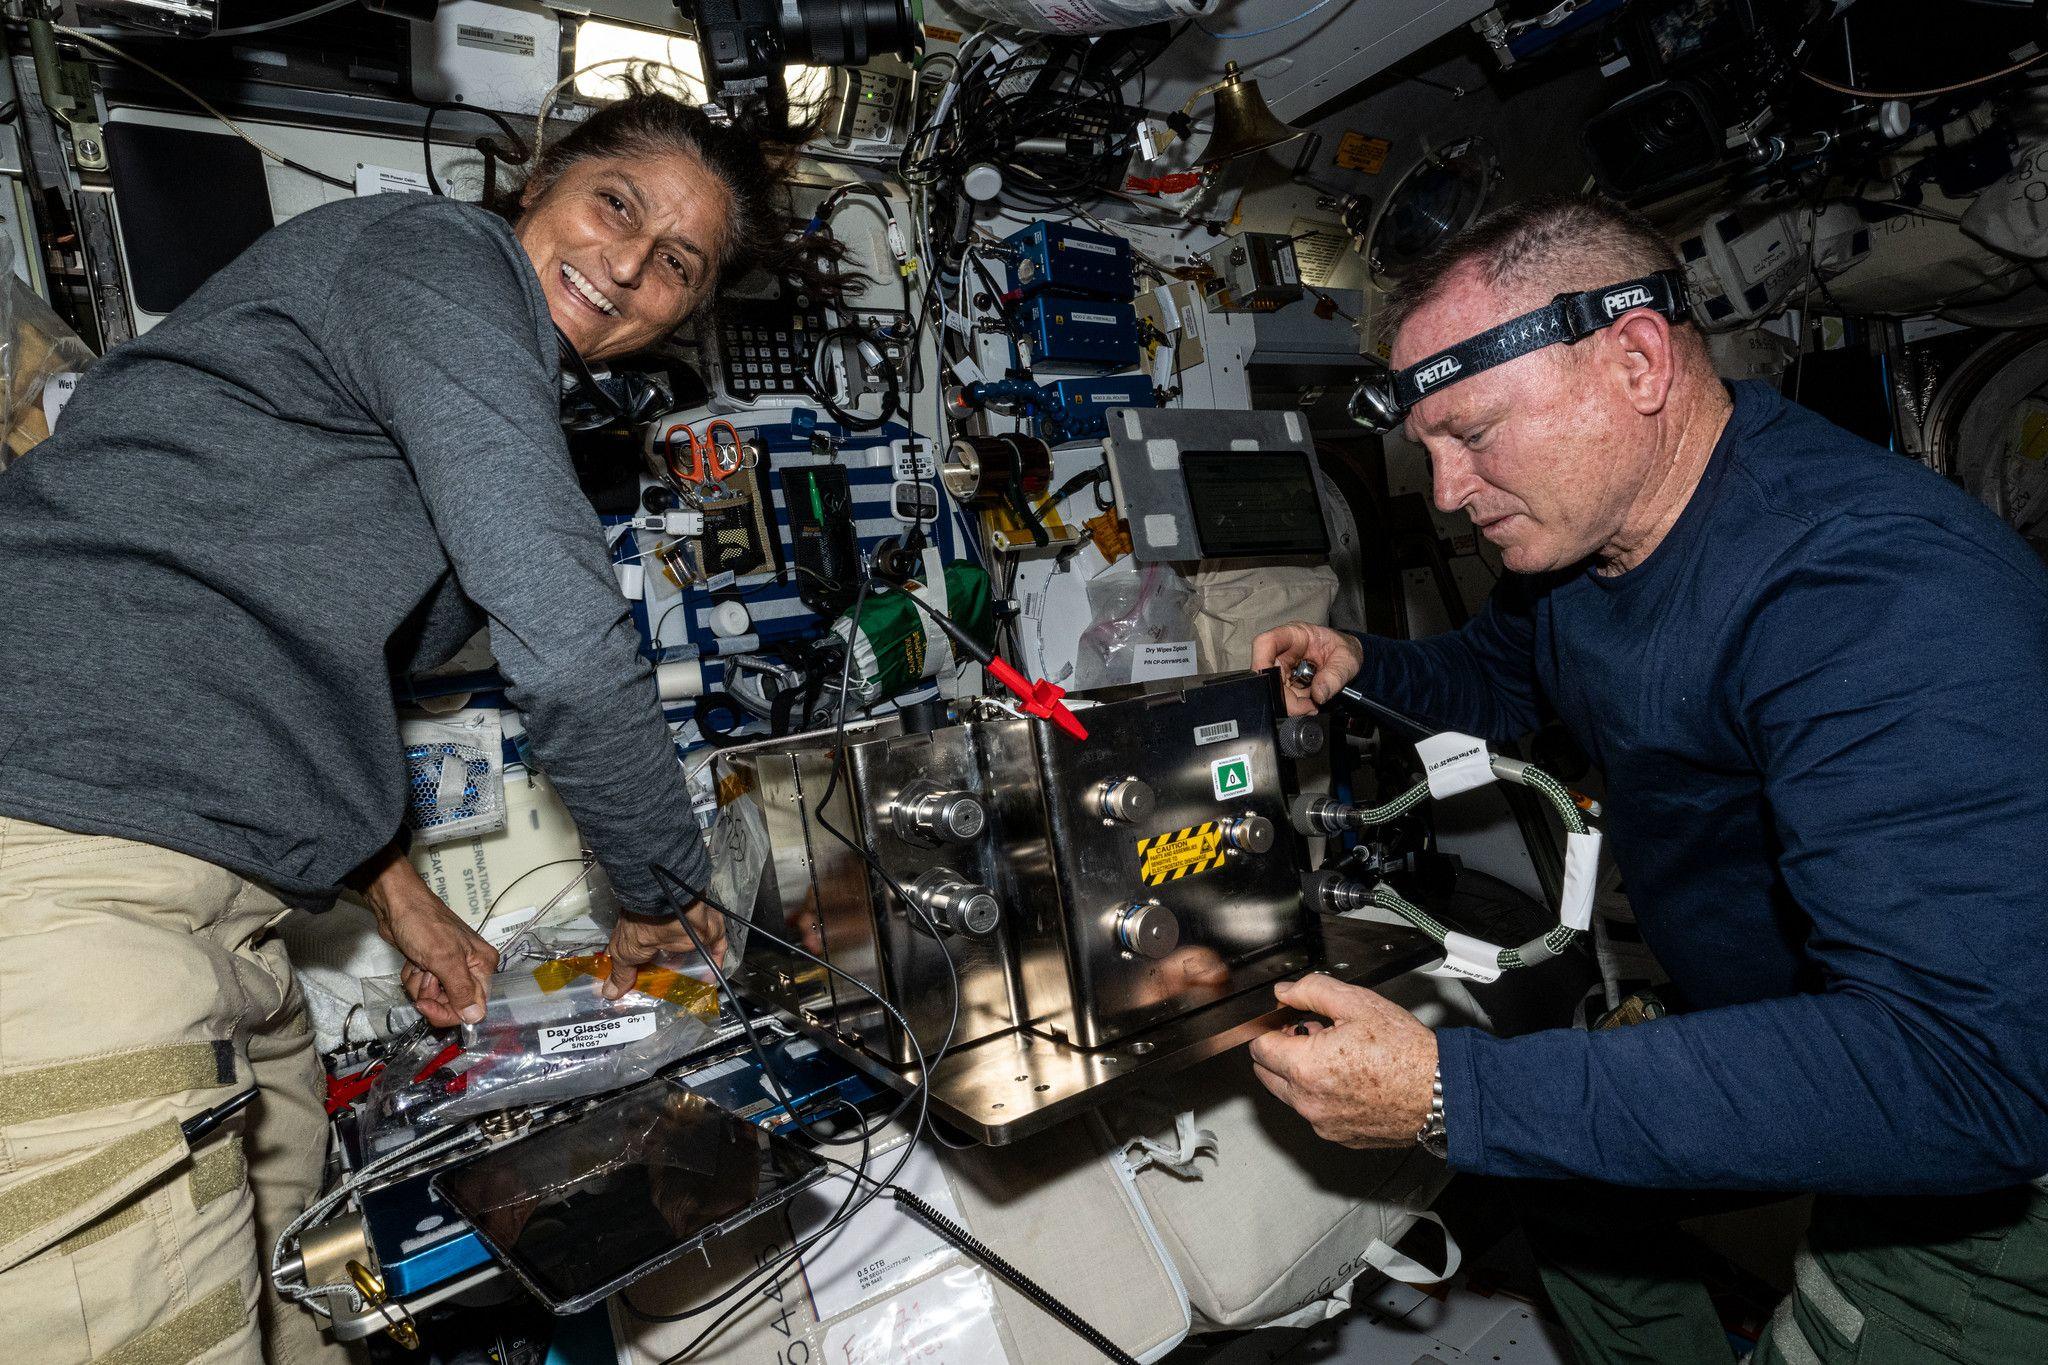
[{"left": 680, "top": 0, "right": 918, "bottom": 108}]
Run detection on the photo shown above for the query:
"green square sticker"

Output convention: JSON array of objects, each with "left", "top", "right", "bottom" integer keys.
[{"left": 1211, "top": 754, "right": 1253, "bottom": 801}]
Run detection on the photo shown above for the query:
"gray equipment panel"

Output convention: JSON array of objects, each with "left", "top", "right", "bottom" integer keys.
[{"left": 1101, "top": 407, "right": 1338, "bottom": 563}]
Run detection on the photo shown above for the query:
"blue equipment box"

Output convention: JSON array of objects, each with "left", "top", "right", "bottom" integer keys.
[
  {"left": 1004, "top": 220, "right": 1136, "bottom": 301},
  {"left": 1037, "top": 375, "right": 1157, "bottom": 443},
  {"left": 1016, "top": 294, "right": 1142, "bottom": 374}
]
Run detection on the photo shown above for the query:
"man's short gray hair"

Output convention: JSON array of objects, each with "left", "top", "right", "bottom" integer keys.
[{"left": 1382, "top": 194, "right": 1685, "bottom": 343}]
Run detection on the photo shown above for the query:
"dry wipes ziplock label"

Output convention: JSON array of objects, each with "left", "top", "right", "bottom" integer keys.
[
  {"left": 1427, "top": 932, "right": 1504, "bottom": 984},
  {"left": 1414, "top": 731, "right": 1494, "bottom": 800},
  {"left": 1132, "top": 640, "right": 1196, "bottom": 680},
  {"left": 1561, "top": 829, "right": 1603, "bottom": 932},
  {"left": 539, "top": 1011, "right": 656, "bottom": 1055}
]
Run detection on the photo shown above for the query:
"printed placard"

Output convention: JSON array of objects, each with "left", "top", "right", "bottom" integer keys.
[{"left": 537, "top": 1010, "right": 656, "bottom": 1055}]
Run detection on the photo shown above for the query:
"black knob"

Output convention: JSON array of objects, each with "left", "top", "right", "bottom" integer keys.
[{"left": 1276, "top": 716, "right": 1326, "bottom": 759}]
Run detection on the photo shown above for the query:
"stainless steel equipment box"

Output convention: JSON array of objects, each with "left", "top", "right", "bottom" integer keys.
[
  {"left": 717, "top": 673, "right": 1437, "bottom": 1143},
  {"left": 985, "top": 670, "right": 1308, "bottom": 1049}
]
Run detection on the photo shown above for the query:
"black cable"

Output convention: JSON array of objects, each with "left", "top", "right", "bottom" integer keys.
[
  {"left": 206, "top": 0, "right": 353, "bottom": 37},
  {"left": 633, "top": 866, "right": 940, "bottom": 1359},
  {"left": 647, "top": 862, "right": 926, "bottom": 1147},
  {"left": 803, "top": 324, "right": 901, "bottom": 431},
  {"left": 418, "top": 100, "right": 531, "bottom": 200},
  {"left": 622, "top": 1109, "right": 888, "bottom": 1364},
  {"left": 474, "top": 856, "right": 589, "bottom": 941},
  {"left": 890, "top": 1186, "right": 1139, "bottom": 1365}
]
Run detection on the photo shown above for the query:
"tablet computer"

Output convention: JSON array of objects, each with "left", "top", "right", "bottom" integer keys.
[{"left": 430, "top": 1079, "right": 828, "bottom": 1314}]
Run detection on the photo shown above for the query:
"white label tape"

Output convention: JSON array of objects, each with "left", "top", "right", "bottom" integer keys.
[
  {"left": 1561, "top": 829, "right": 1602, "bottom": 932},
  {"left": 1427, "top": 931, "right": 1504, "bottom": 984},
  {"left": 1414, "top": 731, "right": 1495, "bottom": 800},
  {"left": 538, "top": 1010, "right": 657, "bottom": 1056}
]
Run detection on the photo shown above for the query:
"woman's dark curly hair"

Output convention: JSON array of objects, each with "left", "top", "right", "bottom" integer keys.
[{"left": 488, "top": 67, "right": 849, "bottom": 318}]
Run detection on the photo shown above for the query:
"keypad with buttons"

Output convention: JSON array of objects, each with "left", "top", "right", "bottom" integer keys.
[{"left": 717, "top": 286, "right": 826, "bottom": 402}]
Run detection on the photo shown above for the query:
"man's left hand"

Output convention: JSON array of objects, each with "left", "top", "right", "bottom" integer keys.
[{"left": 1249, "top": 973, "right": 1439, "bottom": 1149}]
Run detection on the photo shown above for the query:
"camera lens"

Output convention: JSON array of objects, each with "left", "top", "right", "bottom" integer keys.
[{"left": 778, "top": 0, "right": 917, "bottom": 68}]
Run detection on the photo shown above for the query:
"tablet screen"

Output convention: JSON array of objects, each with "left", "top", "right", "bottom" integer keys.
[{"left": 431, "top": 1080, "right": 826, "bottom": 1314}]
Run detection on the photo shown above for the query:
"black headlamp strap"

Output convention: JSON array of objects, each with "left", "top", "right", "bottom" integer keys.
[{"left": 1388, "top": 270, "right": 1689, "bottom": 414}]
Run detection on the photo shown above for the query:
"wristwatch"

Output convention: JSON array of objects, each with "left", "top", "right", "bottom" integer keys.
[{"left": 1416, "top": 1065, "right": 1448, "bottom": 1159}]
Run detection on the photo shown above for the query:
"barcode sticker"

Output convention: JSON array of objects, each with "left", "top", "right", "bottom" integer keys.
[{"left": 1193, "top": 720, "right": 1240, "bottom": 746}]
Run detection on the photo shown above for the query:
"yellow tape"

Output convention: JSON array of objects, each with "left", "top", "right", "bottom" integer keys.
[{"left": 1137, "top": 822, "right": 1227, "bottom": 886}]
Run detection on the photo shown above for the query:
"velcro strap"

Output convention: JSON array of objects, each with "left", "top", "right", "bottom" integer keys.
[
  {"left": 92, "top": 1278, "right": 248, "bottom": 1365},
  {"left": 187, "top": 1138, "right": 246, "bottom": 1213},
  {"left": 0, "top": 1041, "right": 236, "bottom": 1128},
  {"left": 0, "top": 1117, "right": 188, "bottom": 1271}
]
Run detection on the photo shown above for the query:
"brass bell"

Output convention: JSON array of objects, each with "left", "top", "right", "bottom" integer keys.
[{"left": 1196, "top": 62, "right": 1305, "bottom": 167}]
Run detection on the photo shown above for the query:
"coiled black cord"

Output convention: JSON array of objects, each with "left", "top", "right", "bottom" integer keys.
[{"left": 888, "top": 1187, "right": 1140, "bottom": 1365}]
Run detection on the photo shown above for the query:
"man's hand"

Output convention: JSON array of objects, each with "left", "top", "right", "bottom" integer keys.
[
  {"left": 1248, "top": 973, "right": 1439, "bottom": 1149},
  {"left": 602, "top": 903, "right": 727, "bottom": 1000},
  {"left": 355, "top": 845, "right": 500, "bottom": 1028},
  {"left": 1253, "top": 622, "right": 1365, "bottom": 717}
]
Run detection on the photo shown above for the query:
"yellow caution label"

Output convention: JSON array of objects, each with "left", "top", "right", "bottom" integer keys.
[
  {"left": 1137, "top": 822, "right": 1227, "bottom": 886},
  {"left": 1336, "top": 132, "right": 1392, "bottom": 173}
]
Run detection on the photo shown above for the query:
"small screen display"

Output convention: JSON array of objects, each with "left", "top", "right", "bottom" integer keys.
[
  {"left": 1181, "top": 450, "right": 1330, "bottom": 558},
  {"left": 431, "top": 1081, "right": 826, "bottom": 1313}
]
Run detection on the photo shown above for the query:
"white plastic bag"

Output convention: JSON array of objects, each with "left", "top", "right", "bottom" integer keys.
[
  {"left": 361, "top": 949, "right": 719, "bottom": 1146},
  {"left": 1073, "top": 558, "right": 1198, "bottom": 690}
]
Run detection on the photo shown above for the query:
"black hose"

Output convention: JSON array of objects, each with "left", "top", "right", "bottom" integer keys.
[{"left": 888, "top": 1188, "right": 1140, "bottom": 1365}]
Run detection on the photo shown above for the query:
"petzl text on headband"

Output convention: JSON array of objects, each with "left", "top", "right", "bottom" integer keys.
[{"left": 1349, "top": 270, "right": 1690, "bottom": 433}]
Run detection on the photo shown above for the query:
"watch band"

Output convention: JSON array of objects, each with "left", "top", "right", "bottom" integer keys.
[{"left": 1417, "top": 1064, "right": 1448, "bottom": 1159}]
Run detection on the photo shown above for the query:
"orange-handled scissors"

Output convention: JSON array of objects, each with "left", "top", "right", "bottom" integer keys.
[{"left": 661, "top": 419, "right": 751, "bottom": 489}]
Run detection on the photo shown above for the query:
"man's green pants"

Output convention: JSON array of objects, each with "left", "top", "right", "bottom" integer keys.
[{"left": 1517, "top": 1178, "right": 2048, "bottom": 1363}]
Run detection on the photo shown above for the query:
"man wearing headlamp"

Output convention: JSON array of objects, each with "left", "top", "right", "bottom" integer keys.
[{"left": 1251, "top": 195, "right": 2048, "bottom": 1363}]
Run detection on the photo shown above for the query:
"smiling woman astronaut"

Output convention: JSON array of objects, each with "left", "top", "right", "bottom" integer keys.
[{"left": 0, "top": 72, "right": 836, "bottom": 1364}]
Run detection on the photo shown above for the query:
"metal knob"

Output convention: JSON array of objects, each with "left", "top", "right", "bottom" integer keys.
[
  {"left": 1223, "top": 814, "right": 1275, "bottom": 854},
  {"left": 1115, "top": 901, "right": 1181, "bottom": 959},
  {"left": 891, "top": 781, "right": 986, "bottom": 846},
  {"left": 1093, "top": 776, "right": 1155, "bottom": 824},
  {"left": 909, "top": 868, "right": 1001, "bottom": 939},
  {"left": 1276, "top": 715, "right": 1326, "bottom": 759}
]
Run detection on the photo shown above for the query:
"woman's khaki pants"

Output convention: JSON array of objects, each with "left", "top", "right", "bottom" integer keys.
[{"left": 0, "top": 817, "right": 351, "bottom": 1364}]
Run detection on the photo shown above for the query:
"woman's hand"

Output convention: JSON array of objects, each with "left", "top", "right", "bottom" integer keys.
[
  {"left": 602, "top": 903, "right": 727, "bottom": 1000},
  {"left": 352, "top": 844, "right": 500, "bottom": 1027}
]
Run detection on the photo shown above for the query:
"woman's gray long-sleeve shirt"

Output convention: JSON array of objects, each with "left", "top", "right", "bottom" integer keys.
[{"left": 0, "top": 193, "right": 710, "bottom": 912}]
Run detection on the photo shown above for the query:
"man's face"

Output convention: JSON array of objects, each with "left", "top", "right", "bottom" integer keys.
[
  {"left": 515, "top": 150, "right": 731, "bottom": 362},
  {"left": 1392, "top": 268, "right": 1649, "bottom": 574}
]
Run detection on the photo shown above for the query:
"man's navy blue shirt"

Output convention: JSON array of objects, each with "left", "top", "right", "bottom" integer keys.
[{"left": 1357, "top": 380, "right": 2048, "bottom": 1194}]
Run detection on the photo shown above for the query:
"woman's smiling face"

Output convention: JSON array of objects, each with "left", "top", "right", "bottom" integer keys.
[{"left": 514, "top": 150, "right": 732, "bottom": 362}]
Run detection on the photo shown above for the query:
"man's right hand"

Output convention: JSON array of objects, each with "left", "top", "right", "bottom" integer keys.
[{"left": 1254, "top": 622, "right": 1364, "bottom": 717}]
